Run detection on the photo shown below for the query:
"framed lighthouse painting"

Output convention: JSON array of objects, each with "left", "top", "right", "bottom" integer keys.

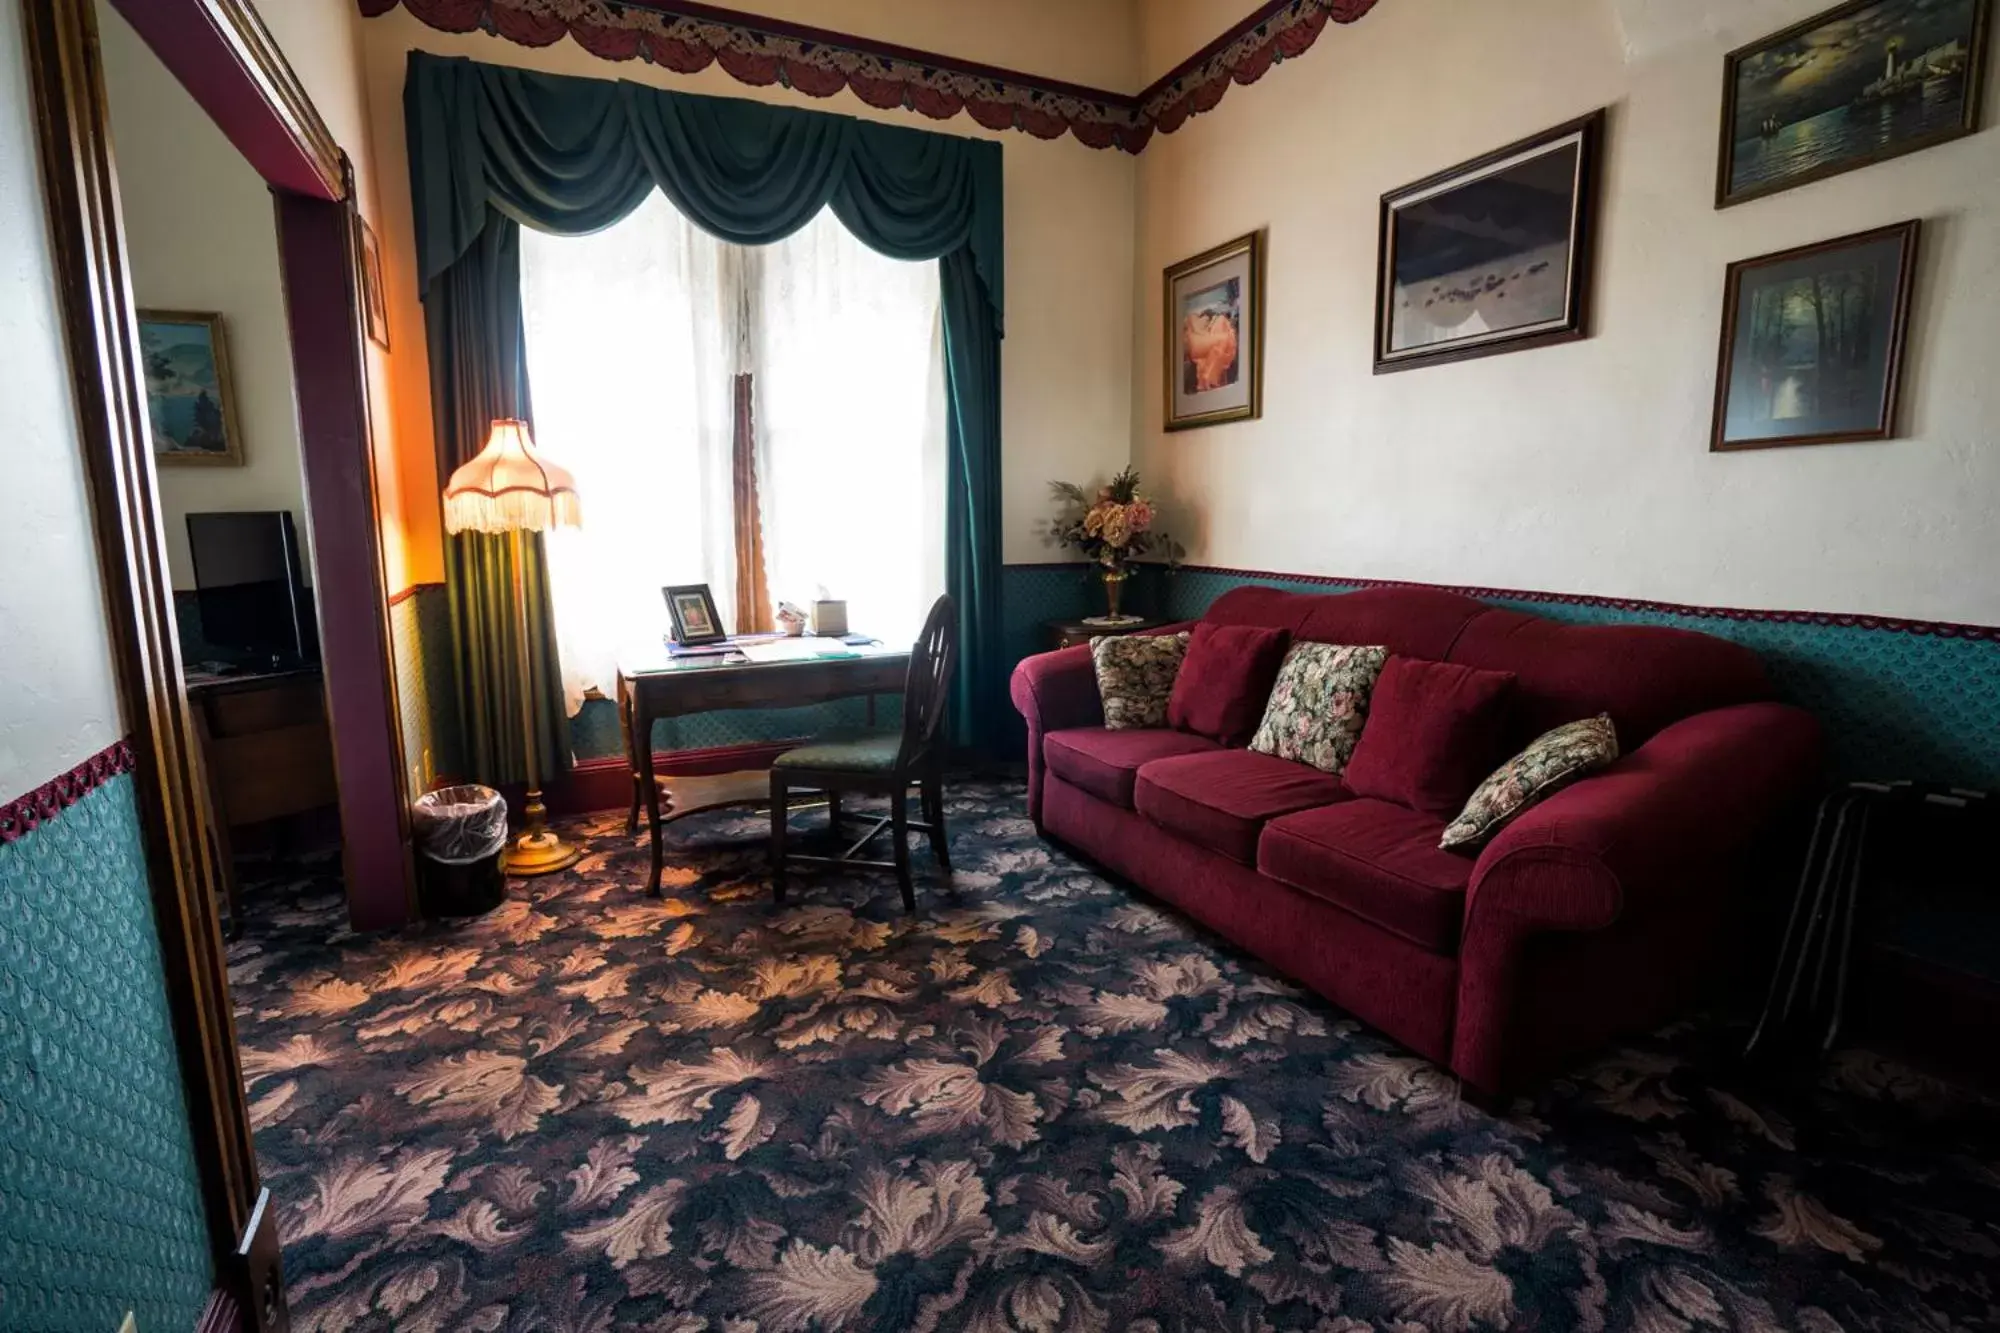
[{"left": 1718, "top": 0, "right": 1992, "bottom": 208}]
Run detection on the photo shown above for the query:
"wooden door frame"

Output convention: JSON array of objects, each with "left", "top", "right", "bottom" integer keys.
[{"left": 23, "top": 0, "right": 413, "bottom": 1325}]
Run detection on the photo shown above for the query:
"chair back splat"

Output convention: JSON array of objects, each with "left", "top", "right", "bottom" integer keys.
[{"left": 898, "top": 594, "right": 958, "bottom": 768}]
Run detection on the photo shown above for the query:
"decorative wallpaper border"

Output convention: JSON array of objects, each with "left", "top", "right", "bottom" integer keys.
[
  {"left": 1174, "top": 564, "right": 2000, "bottom": 643},
  {"left": 0, "top": 739, "right": 137, "bottom": 844},
  {"left": 356, "top": 0, "right": 1383, "bottom": 153}
]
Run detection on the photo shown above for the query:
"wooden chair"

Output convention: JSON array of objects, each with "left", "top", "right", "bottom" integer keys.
[{"left": 770, "top": 594, "right": 957, "bottom": 910}]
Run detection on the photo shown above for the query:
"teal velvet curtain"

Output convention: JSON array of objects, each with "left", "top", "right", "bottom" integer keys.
[{"left": 407, "top": 52, "right": 1007, "bottom": 752}]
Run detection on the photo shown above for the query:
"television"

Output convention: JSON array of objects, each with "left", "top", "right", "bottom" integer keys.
[{"left": 186, "top": 510, "right": 315, "bottom": 666}]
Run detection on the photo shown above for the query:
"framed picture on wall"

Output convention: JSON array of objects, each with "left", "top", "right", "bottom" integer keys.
[
  {"left": 1373, "top": 109, "right": 1605, "bottom": 374},
  {"left": 359, "top": 217, "right": 391, "bottom": 349},
  {"left": 662, "top": 583, "right": 727, "bottom": 645},
  {"left": 1163, "top": 230, "right": 1264, "bottom": 431},
  {"left": 138, "top": 309, "right": 245, "bottom": 467},
  {"left": 1717, "top": 0, "right": 1992, "bottom": 209},
  {"left": 1711, "top": 220, "right": 1920, "bottom": 452}
]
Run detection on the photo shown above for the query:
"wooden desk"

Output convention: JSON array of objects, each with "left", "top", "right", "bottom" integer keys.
[
  {"left": 617, "top": 643, "right": 910, "bottom": 894},
  {"left": 185, "top": 666, "right": 338, "bottom": 930}
]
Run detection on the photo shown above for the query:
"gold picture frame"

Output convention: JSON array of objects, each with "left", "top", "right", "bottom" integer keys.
[
  {"left": 137, "top": 308, "right": 245, "bottom": 466},
  {"left": 1163, "top": 230, "right": 1265, "bottom": 431}
]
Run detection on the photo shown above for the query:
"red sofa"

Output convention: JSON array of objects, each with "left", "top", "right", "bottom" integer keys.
[{"left": 1009, "top": 585, "right": 1822, "bottom": 1094}]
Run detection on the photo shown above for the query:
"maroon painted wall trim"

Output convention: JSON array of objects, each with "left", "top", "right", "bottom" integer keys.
[
  {"left": 544, "top": 742, "right": 802, "bottom": 815},
  {"left": 0, "top": 739, "right": 136, "bottom": 844},
  {"left": 358, "top": 0, "right": 1383, "bottom": 152},
  {"left": 387, "top": 580, "right": 445, "bottom": 608},
  {"left": 276, "top": 193, "right": 418, "bottom": 930},
  {"left": 109, "top": 0, "right": 342, "bottom": 198},
  {"left": 1171, "top": 563, "right": 2000, "bottom": 643}
]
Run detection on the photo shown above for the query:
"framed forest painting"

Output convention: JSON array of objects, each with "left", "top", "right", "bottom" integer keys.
[
  {"left": 1719, "top": 0, "right": 1991, "bottom": 208},
  {"left": 1374, "top": 110, "right": 1605, "bottom": 373},
  {"left": 1711, "top": 220, "right": 1920, "bottom": 451}
]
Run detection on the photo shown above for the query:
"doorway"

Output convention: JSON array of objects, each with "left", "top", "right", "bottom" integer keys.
[{"left": 23, "top": 0, "right": 416, "bottom": 1323}]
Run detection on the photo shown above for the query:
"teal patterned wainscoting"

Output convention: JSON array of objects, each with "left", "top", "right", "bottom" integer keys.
[
  {"left": 1160, "top": 567, "right": 2000, "bottom": 790},
  {"left": 0, "top": 757, "right": 214, "bottom": 1332},
  {"left": 390, "top": 584, "right": 465, "bottom": 790}
]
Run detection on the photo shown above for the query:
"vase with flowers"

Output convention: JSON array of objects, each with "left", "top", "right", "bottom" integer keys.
[{"left": 1049, "top": 466, "right": 1181, "bottom": 626}]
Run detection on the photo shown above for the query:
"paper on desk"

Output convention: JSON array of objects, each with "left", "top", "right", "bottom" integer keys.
[{"left": 739, "top": 639, "right": 846, "bottom": 663}]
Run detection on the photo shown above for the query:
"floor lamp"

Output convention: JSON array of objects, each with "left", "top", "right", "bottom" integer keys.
[{"left": 442, "top": 418, "right": 583, "bottom": 876}]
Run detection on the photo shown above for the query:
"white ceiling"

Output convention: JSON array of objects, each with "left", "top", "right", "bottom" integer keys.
[{"left": 1607, "top": 0, "right": 1846, "bottom": 61}]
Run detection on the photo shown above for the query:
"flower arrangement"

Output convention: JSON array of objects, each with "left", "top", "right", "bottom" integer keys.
[{"left": 1049, "top": 467, "right": 1180, "bottom": 623}]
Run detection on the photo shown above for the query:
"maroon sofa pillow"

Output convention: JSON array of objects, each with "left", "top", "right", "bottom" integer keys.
[
  {"left": 1343, "top": 656, "right": 1517, "bottom": 819},
  {"left": 1167, "top": 622, "right": 1291, "bottom": 747}
]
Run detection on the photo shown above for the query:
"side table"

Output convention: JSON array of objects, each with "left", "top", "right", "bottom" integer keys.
[{"left": 1044, "top": 616, "right": 1175, "bottom": 652}]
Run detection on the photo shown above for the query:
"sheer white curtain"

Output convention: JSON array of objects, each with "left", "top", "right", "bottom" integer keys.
[
  {"left": 520, "top": 192, "right": 737, "bottom": 713},
  {"left": 520, "top": 196, "right": 945, "bottom": 713},
  {"left": 755, "top": 211, "right": 947, "bottom": 646}
]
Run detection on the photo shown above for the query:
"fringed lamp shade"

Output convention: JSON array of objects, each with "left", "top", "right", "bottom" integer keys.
[{"left": 442, "top": 419, "right": 583, "bottom": 535}]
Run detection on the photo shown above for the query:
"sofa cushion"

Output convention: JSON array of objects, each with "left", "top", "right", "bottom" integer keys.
[
  {"left": 1167, "top": 622, "right": 1291, "bottom": 747},
  {"left": 1441, "top": 713, "right": 1621, "bottom": 850},
  {"left": 1448, "top": 608, "right": 1770, "bottom": 750},
  {"left": 1343, "top": 656, "right": 1517, "bottom": 818},
  {"left": 1044, "top": 727, "right": 1223, "bottom": 809},
  {"left": 1092, "top": 632, "right": 1192, "bottom": 730},
  {"left": 1259, "top": 799, "right": 1474, "bottom": 953},
  {"left": 1203, "top": 584, "right": 1486, "bottom": 663},
  {"left": 1135, "top": 749, "right": 1350, "bottom": 864},
  {"left": 1248, "top": 642, "right": 1390, "bottom": 775}
]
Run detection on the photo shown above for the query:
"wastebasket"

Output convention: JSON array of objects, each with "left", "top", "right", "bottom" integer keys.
[{"left": 412, "top": 784, "right": 509, "bottom": 918}]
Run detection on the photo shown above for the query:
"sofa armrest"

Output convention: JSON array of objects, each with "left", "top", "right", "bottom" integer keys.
[
  {"left": 1011, "top": 644, "right": 1103, "bottom": 735},
  {"left": 1012, "top": 646, "right": 1099, "bottom": 828},
  {"left": 1451, "top": 701, "right": 1822, "bottom": 1092},
  {"left": 1464, "top": 701, "right": 1824, "bottom": 936}
]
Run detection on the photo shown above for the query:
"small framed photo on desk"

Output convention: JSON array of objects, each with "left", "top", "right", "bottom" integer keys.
[{"left": 663, "top": 583, "right": 726, "bottom": 645}]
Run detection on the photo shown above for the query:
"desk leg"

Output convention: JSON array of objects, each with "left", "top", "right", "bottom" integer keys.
[
  {"left": 620, "top": 678, "right": 641, "bottom": 835},
  {"left": 637, "top": 698, "right": 667, "bottom": 896}
]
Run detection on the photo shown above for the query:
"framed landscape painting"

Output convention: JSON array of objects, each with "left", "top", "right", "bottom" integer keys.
[
  {"left": 1719, "top": 0, "right": 1991, "bottom": 208},
  {"left": 1711, "top": 220, "right": 1920, "bottom": 452},
  {"left": 138, "top": 309, "right": 244, "bottom": 466},
  {"left": 1374, "top": 110, "right": 1605, "bottom": 373},
  {"left": 1163, "top": 230, "right": 1264, "bottom": 431}
]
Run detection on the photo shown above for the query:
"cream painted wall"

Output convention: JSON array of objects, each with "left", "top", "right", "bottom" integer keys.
[
  {"left": 1133, "top": 0, "right": 2000, "bottom": 625},
  {"left": 356, "top": 6, "right": 1139, "bottom": 575},
  {"left": 99, "top": 5, "right": 314, "bottom": 592},
  {"left": 1139, "top": 0, "right": 1265, "bottom": 85},
  {"left": 0, "top": 12, "right": 124, "bottom": 801},
  {"left": 250, "top": 0, "right": 416, "bottom": 592},
  {"left": 678, "top": 0, "right": 1142, "bottom": 92}
]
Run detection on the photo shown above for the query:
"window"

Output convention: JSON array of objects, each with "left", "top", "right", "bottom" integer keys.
[{"left": 520, "top": 194, "right": 945, "bottom": 714}]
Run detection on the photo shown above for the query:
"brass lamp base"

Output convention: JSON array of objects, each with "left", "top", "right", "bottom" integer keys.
[{"left": 505, "top": 827, "right": 581, "bottom": 877}]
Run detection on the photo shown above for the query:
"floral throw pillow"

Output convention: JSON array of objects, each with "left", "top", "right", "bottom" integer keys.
[
  {"left": 1440, "top": 713, "right": 1620, "bottom": 850},
  {"left": 1092, "top": 632, "right": 1192, "bottom": 730},
  {"left": 1247, "top": 642, "right": 1390, "bottom": 775}
]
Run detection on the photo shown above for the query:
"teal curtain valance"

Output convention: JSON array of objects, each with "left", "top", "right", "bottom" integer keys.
[
  {"left": 407, "top": 51, "right": 1009, "bottom": 756},
  {"left": 406, "top": 52, "right": 1004, "bottom": 334}
]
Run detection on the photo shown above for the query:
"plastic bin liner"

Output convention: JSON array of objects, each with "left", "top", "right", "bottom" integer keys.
[{"left": 411, "top": 785, "right": 509, "bottom": 864}]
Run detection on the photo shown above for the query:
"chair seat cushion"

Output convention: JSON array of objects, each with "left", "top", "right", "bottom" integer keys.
[
  {"left": 1258, "top": 799, "right": 1474, "bottom": 953},
  {"left": 773, "top": 727, "right": 903, "bottom": 774},
  {"left": 1134, "top": 749, "right": 1350, "bottom": 864},
  {"left": 1044, "top": 727, "right": 1224, "bottom": 809}
]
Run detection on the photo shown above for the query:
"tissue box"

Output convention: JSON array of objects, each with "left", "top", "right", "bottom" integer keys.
[{"left": 812, "top": 600, "right": 848, "bottom": 637}]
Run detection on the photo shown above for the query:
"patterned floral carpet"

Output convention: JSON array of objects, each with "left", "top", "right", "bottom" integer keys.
[{"left": 227, "top": 780, "right": 2000, "bottom": 1332}]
